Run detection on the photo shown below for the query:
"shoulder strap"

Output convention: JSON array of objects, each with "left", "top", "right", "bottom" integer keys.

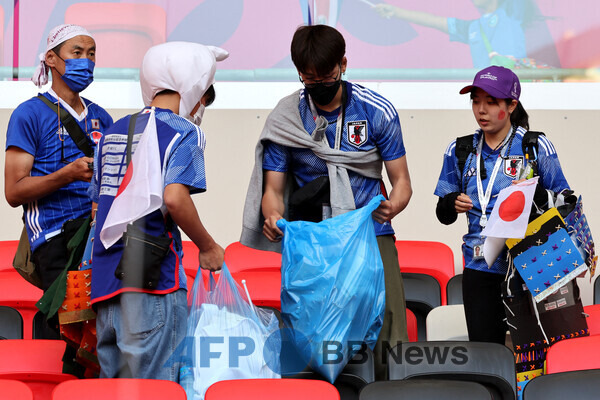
[
  {"left": 456, "top": 134, "right": 475, "bottom": 174},
  {"left": 37, "top": 94, "right": 94, "bottom": 158},
  {"left": 522, "top": 130, "right": 544, "bottom": 160},
  {"left": 455, "top": 134, "right": 475, "bottom": 192}
]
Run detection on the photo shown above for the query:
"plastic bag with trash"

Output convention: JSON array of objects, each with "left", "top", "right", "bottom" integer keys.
[
  {"left": 179, "top": 263, "right": 281, "bottom": 400},
  {"left": 277, "top": 194, "right": 386, "bottom": 383}
]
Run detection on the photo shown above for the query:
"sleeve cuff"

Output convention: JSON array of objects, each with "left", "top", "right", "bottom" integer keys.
[{"left": 436, "top": 192, "right": 460, "bottom": 225}]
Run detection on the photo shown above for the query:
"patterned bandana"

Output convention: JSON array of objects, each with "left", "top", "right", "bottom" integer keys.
[{"left": 32, "top": 24, "right": 93, "bottom": 88}]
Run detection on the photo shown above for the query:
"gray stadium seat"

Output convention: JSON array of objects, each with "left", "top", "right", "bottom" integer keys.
[
  {"left": 388, "top": 341, "right": 516, "bottom": 400},
  {"left": 523, "top": 369, "right": 600, "bottom": 400},
  {"left": 401, "top": 272, "right": 441, "bottom": 340},
  {"left": 288, "top": 346, "right": 375, "bottom": 400},
  {"left": 359, "top": 379, "right": 492, "bottom": 400},
  {"left": 446, "top": 274, "right": 463, "bottom": 305},
  {"left": 0, "top": 306, "right": 23, "bottom": 339},
  {"left": 32, "top": 311, "right": 61, "bottom": 340}
]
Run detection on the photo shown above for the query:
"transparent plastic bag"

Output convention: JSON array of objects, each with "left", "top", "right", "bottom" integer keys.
[
  {"left": 277, "top": 195, "right": 386, "bottom": 383},
  {"left": 179, "top": 263, "right": 281, "bottom": 400}
]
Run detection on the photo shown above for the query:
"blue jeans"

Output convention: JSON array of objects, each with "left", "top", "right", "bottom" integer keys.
[{"left": 96, "top": 289, "right": 187, "bottom": 381}]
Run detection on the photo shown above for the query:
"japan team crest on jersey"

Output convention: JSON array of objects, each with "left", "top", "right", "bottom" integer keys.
[
  {"left": 91, "top": 131, "right": 103, "bottom": 144},
  {"left": 504, "top": 156, "right": 524, "bottom": 178},
  {"left": 347, "top": 120, "right": 368, "bottom": 147}
]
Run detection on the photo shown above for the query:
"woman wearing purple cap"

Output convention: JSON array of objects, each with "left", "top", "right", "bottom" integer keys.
[{"left": 433, "top": 66, "right": 570, "bottom": 344}]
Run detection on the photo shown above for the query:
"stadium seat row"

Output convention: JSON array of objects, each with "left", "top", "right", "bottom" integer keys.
[
  {"left": 2, "top": 337, "right": 600, "bottom": 399},
  {"left": 5, "top": 239, "right": 600, "bottom": 344}
]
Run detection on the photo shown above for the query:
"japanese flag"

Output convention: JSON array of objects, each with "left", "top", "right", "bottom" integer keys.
[
  {"left": 482, "top": 177, "right": 538, "bottom": 266},
  {"left": 100, "top": 109, "right": 163, "bottom": 249},
  {"left": 482, "top": 177, "right": 538, "bottom": 239}
]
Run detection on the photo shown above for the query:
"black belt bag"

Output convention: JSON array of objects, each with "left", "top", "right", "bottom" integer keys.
[
  {"left": 288, "top": 176, "right": 330, "bottom": 222},
  {"left": 114, "top": 223, "right": 172, "bottom": 290}
]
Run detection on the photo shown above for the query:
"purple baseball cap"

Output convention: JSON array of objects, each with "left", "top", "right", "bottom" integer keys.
[{"left": 459, "top": 66, "right": 521, "bottom": 100}]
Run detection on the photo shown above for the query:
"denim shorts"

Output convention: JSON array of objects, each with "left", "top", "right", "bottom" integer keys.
[{"left": 95, "top": 289, "right": 187, "bottom": 381}]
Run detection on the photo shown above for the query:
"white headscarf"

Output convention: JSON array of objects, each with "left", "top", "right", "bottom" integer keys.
[
  {"left": 32, "top": 24, "right": 94, "bottom": 88},
  {"left": 140, "top": 42, "right": 229, "bottom": 118}
]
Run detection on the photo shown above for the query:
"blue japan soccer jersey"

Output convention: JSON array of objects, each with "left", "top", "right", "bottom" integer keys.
[
  {"left": 90, "top": 107, "right": 207, "bottom": 302},
  {"left": 5, "top": 91, "right": 113, "bottom": 252},
  {"left": 434, "top": 126, "right": 569, "bottom": 274},
  {"left": 263, "top": 81, "right": 406, "bottom": 236}
]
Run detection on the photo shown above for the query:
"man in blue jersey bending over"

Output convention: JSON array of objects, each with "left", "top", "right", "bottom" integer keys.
[{"left": 242, "top": 25, "right": 412, "bottom": 380}]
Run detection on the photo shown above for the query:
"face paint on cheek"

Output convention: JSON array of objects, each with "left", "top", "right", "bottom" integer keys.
[{"left": 498, "top": 110, "right": 507, "bottom": 120}]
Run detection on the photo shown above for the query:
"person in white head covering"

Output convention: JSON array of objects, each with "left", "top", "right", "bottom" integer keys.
[
  {"left": 140, "top": 41, "right": 228, "bottom": 124},
  {"left": 5, "top": 23, "right": 112, "bottom": 377},
  {"left": 90, "top": 41, "right": 228, "bottom": 381}
]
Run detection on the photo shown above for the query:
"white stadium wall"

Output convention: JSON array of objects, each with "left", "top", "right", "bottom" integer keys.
[{"left": 1, "top": 81, "right": 599, "bottom": 305}]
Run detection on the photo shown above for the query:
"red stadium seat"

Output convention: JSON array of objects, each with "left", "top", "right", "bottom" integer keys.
[
  {"left": 0, "top": 339, "right": 66, "bottom": 374},
  {"left": 406, "top": 308, "right": 418, "bottom": 342},
  {"left": 584, "top": 304, "right": 600, "bottom": 336},
  {"left": 231, "top": 269, "right": 281, "bottom": 309},
  {"left": 546, "top": 334, "right": 600, "bottom": 374},
  {"left": 185, "top": 273, "right": 194, "bottom": 292},
  {"left": 205, "top": 378, "right": 340, "bottom": 400},
  {"left": 0, "top": 271, "right": 43, "bottom": 339},
  {"left": 0, "top": 240, "right": 19, "bottom": 273},
  {"left": 0, "top": 379, "right": 34, "bottom": 400},
  {"left": 0, "top": 340, "right": 76, "bottom": 400},
  {"left": 181, "top": 240, "right": 200, "bottom": 277},
  {"left": 181, "top": 241, "right": 212, "bottom": 293},
  {"left": 64, "top": 3, "right": 166, "bottom": 68},
  {"left": 225, "top": 241, "right": 282, "bottom": 274},
  {"left": 395, "top": 240, "right": 455, "bottom": 305},
  {"left": 52, "top": 378, "right": 186, "bottom": 400}
]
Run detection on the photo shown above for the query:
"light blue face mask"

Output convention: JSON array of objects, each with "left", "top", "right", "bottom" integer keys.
[{"left": 58, "top": 57, "right": 95, "bottom": 92}]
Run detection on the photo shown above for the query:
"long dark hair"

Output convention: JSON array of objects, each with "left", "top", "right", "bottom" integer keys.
[{"left": 506, "top": 99, "right": 529, "bottom": 130}]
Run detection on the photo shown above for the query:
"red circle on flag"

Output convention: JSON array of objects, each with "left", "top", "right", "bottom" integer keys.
[{"left": 499, "top": 191, "right": 525, "bottom": 221}]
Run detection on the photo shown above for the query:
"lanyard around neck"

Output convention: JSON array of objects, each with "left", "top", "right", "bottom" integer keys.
[
  {"left": 307, "top": 83, "right": 347, "bottom": 150},
  {"left": 476, "top": 129, "right": 513, "bottom": 228}
]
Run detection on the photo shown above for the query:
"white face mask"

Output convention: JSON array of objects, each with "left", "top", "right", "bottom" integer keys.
[{"left": 187, "top": 104, "right": 205, "bottom": 126}]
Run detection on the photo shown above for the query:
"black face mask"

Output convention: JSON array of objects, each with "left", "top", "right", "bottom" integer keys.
[{"left": 306, "top": 79, "right": 342, "bottom": 106}]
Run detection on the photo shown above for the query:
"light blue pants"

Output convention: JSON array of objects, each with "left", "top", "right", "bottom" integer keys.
[{"left": 96, "top": 289, "right": 187, "bottom": 381}]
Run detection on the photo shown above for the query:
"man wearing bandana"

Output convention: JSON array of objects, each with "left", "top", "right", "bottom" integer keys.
[
  {"left": 4, "top": 24, "right": 112, "bottom": 315},
  {"left": 242, "top": 25, "right": 412, "bottom": 380}
]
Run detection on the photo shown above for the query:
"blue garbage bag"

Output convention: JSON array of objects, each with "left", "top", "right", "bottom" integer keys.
[{"left": 277, "top": 194, "right": 386, "bottom": 383}]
